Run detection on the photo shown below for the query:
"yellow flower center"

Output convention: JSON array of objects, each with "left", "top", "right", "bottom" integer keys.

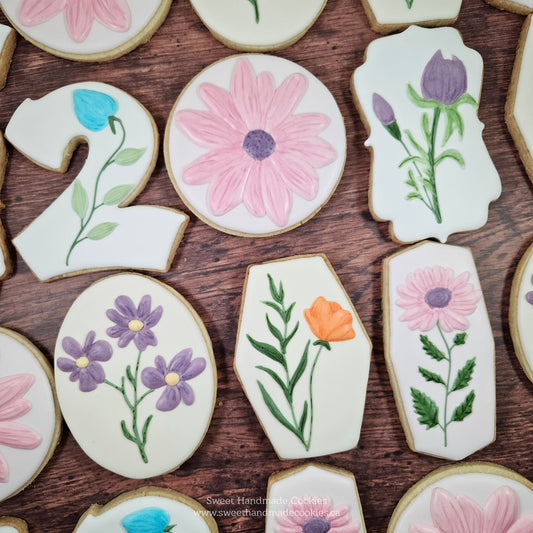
[
  {"left": 165, "top": 372, "right": 180, "bottom": 386},
  {"left": 76, "top": 356, "right": 89, "bottom": 369},
  {"left": 128, "top": 319, "right": 144, "bottom": 332}
]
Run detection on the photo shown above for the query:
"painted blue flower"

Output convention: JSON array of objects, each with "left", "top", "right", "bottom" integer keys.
[
  {"left": 73, "top": 89, "right": 118, "bottom": 131},
  {"left": 121, "top": 507, "right": 175, "bottom": 533}
]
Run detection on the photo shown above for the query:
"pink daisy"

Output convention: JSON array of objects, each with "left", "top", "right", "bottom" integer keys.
[
  {"left": 410, "top": 486, "right": 533, "bottom": 533},
  {"left": 18, "top": 0, "right": 131, "bottom": 43},
  {"left": 0, "top": 374, "right": 42, "bottom": 483},
  {"left": 276, "top": 496, "right": 360, "bottom": 533},
  {"left": 396, "top": 266, "right": 481, "bottom": 332},
  {"left": 174, "top": 58, "right": 337, "bottom": 227}
]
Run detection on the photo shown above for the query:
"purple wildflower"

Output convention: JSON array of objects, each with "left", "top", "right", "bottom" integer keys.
[
  {"left": 373, "top": 93, "right": 395, "bottom": 126},
  {"left": 141, "top": 348, "right": 206, "bottom": 411},
  {"left": 421, "top": 50, "right": 467, "bottom": 106},
  {"left": 106, "top": 295, "right": 162, "bottom": 351},
  {"left": 57, "top": 331, "right": 112, "bottom": 392},
  {"left": 527, "top": 275, "right": 533, "bottom": 305}
]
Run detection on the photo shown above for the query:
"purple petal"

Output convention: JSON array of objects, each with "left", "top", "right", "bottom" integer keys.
[
  {"left": 134, "top": 329, "right": 157, "bottom": 351},
  {"left": 62, "top": 336, "right": 83, "bottom": 358},
  {"left": 179, "top": 381, "right": 195, "bottom": 405},
  {"left": 79, "top": 370, "right": 98, "bottom": 392},
  {"left": 144, "top": 305, "right": 163, "bottom": 328},
  {"left": 107, "top": 324, "right": 128, "bottom": 338},
  {"left": 87, "top": 339, "right": 113, "bottom": 362},
  {"left": 141, "top": 366, "right": 166, "bottom": 389},
  {"left": 372, "top": 93, "right": 395, "bottom": 125},
  {"left": 421, "top": 50, "right": 467, "bottom": 105},
  {"left": 114, "top": 295, "right": 137, "bottom": 319},
  {"left": 106, "top": 309, "right": 129, "bottom": 327},
  {"left": 82, "top": 331, "right": 96, "bottom": 352},
  {"left": 526, "top": 291, "right": 533, "bottom": 305},
  {"left": 181, "top": 357, "right": 206, "bottom": 380},
  {"left": 155, "top": 355, "right": 167, "bottom": 374},
  {"left": 117, "top": 329, "right": 136, "bottom": 348},
  {"left": 86, "top": 362, "right": 105, "bottom": 384},
  {"left": 69, "top": 368, "right": 81, "bottom": 382},
  {"left": 137, "top": 294, "right": 152, "bottom": 320},
  {"left": 168, "top": 348, "right": 193, "bottom": 374},
  {"left": 156, "top": 386, "right": 181, "bottom": 411},
  {"left": 57, "top": 357, "right": 78, "bottom": 372}
]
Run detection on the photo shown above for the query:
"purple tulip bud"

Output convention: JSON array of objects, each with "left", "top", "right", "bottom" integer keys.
[
  {"left": 421, "top": 50, "right": 467, "bottom": 106},
  {"left": 373, "top": 93, "right": 396, "bottom": 125}
]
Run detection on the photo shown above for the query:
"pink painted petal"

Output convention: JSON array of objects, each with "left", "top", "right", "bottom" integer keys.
[
  {"left": 230, "top": 58, "right": 260, "bottom": 130},
  {"left": 18, "top": 0, "right": 66, "bottom": 25},
  {"left": 182, "top": 148, "right": 246, "bottom": 186},
  {"left": 175, "top": 110, "right": 243, "bottom": 149},
  {"left": 270, "top": 152, "right": 318, "bottom": 201},
  {"left": 331, "top": 524, "right": 360, "bottom": 533},
  {"left": 506, "top": 514, "right": 533, "bottom": 533},
  {"left": 65, "top": 0, "right": 95, "bottom": 42},
  {"left": 279, "top": 136, "right": 337, "bottom": 168},
  {"left": 266, "top": 73, "right": 307, "bottom": 131},
  {"left": 276, "top": 526, "right": 299, "bottom": 533},
  {"left": 257, "top": 71, "right": 275, "bottom": 128},
  {"left": 274, "top": 113, "right": 330, "bottom": 142},
  {"left": 260, "top": 159, "right": 292, "bottom": 226},
  {"left": 199, "top": 83, "right": 247, "bottom": 133},
  {"left": 207, "top": 165, "right": 250, "bottom": 216},
  {"left": 431, "top": 488, "right": 482, "bottom": 533},
  {"left": 409, "top": 524, "right": 443, "bottom": 533},
  {"left": 94, "top": 0, "right": 131, "bottom": 31},
  {"left": 242, "top": 161, "right": 266, "bottom": 217},
  {"left": 0, "top": 450, "right": 7, "bottom": 482},
  {"left": 0, "top": 421, "right": 42, "bottom": 448},
  {"left": 483, "top": 487, "right": 518, "bottom": 533},
  {"left": 0, "top": 374, "right": 35, "bottom": 409},
  {"left": 0, "top": 398, "right": 32, "bottom": 421}
]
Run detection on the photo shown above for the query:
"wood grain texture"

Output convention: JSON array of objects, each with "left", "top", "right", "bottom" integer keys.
[{"left": 0, "top": 0, "right": 531, "bottom": 531}]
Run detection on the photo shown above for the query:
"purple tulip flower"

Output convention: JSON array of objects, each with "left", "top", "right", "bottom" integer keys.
[
  {"left": 57, "top": 331, "right": 112, "bottom": 392},
  {"left": 421, "top": 50, "right": 467, "bottom": 106},
  {"left": 373, "top": 93, "right": 396, "bottom": 126},
  {"left": 141, "top": 348, "right": 206, "bottom": 411}
]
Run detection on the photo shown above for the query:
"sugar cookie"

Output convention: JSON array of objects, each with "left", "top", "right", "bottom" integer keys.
[
  {"left": 0, "top": 517, "right": 28, "bottom": 533},
  {"left": 352, "top": 25, "right": 501, "bottom": 244},
  {"left": 0, "top": 327, "right": 61, "bottom": 503},
  {"left": 165, "top": 54, "right": 346, "bottom": 237},
  {"left": 6, "top": 82, "right": 188, "bottom": 282},
  {"left": 54, "top": 273, "right": 216, "bottom": 479},
  {"left": 189, "top": 0, "right": 327, "bottom": 51},
  {"left": 0, "top": 0, "right": 172, "bottom": 61},
  {"left": 234, "top": 254, "right": 371, "bottom": 459},
  {"left": 485, "top": 0, "right": 533, "bottom": 14},
  {"left": 383, "top": 241, "right": 495, "bottom": 461}
]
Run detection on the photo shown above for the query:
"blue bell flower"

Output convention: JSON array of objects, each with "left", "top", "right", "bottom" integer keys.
[
  {"left": 121, "top": 507, "right": 174, "bottom": 533},
  {"left": 73, "top": 89, "right": 118, "bottom": 131}
]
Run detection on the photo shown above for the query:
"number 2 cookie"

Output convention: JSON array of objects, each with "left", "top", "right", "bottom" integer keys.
[{"left": 0, "top": 0, "right": 172, "bottom": 61}]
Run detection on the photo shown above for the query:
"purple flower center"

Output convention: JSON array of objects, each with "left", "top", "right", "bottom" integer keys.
[
  {"left": 302, "top": 518, "right": 331, "bottom": 533},
  {"left": 424, "top": 287, "right": 452, "bottom": 309},
  {"left": 243, "top": 129, "right": 276, "bottom": 161}
]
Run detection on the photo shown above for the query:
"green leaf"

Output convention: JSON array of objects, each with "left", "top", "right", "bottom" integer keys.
[
  {"left": 435, "top": 149, "right": 465, "bottom": 168},
  {"left": 257, "top": 380, "right": 301, "bottom": 439},
  {"left": 400, "top": 155, "right": 427, "bottom": 168},
  {"left": 407, "top": 84, "right": 440, "bottom": 109},
  {"left": 72, "top": 180, "right": 88, "bottom": 220},
  {"left": 406, "top": 169, "right": 417, "bottom": 188},
  {"left": 256, "top": 365, "right": 289, "bottom": 401},
  {"left": 289, "top": 340, "right": 309, "bottom": 396},
  {"left": 114, "top": 147, "right": 146, "bottom": 166},
  {"left": 454, "top": 93, "right": 478, "bottom": 109},
  {"left": 141, "top": 414, "right": 153, "bottom": 445},
  {"left": 454, "top": 332, "right": 467, "bottom": 346},
  {"left": 450, "top": 358, "right": 476, "bottom": 392},
  {"left": 285, "top": 302, "right": 295, "bottom": 323},
  {"left": 266, "top": 314, "right": 284, "bottom": 345},
  {"left": 281, "top": 322, "right": 299, "bottom": 351},
  {"left": 299, "top": 401, "right": 308, "bottom": 433},
  {"left": 443, "top": 108, "right": 464, "bottom": 143},
  {"left": 422, "top": 112, "right": 431, "bottom": 141},
  {"left": 418, "top": 366, "right": 446, "bottom": 385},
  {"left": 262, "top": 301, "right": 285, "bottom": 320},
  {"left": 108, "top": 115, "right": 117, "bottom": 135},
  {"left": 267, "top": 274, "right": 282, "bottom": 304},
  {"left": 120, "top": 420, "right": 136, "bottom": 443},
  {"left": 406, "top": 192, "right": 423, "bottom": 201},
  {"left": 405, "top": 129, "right": 428, "bottom": 157},
  {"left": 411, "top": 387, "right": 439, "bottom": 429},
  {"left": 451, "top": 390, "right": 475, "bottom": 422},
  {"left": 420, "top": 334, "right": 446, "bottom": 361},
  {"left": 406, "top": 0, "right": 413, "bottom": 8},
  {"left": 126, "top": 365, "right": 135, "bottom": 386},
  {"left": 103, "top": 184, "right": 133, "bottom": 205},
  {"left": 86, "top": 222, "right": 119, "bottom": 240},
  {"left": 247, "top": 335, "right": 284, "bottom": 365}
]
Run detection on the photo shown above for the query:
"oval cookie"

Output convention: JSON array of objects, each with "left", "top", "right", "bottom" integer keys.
[
  {"left": 0, "top": 327, "right": 61, "bottom": 503},
  {"left": 0, "top": 0, "right": 172, "bottom": 61},
  {"left": 165, "top": 54, "right": 346, "bottom": 237},
  {"left": 0, "top": 518, "right": 27, "bottom": 533},
  {"left": 54, "top": 273, "right": 216, "bottom": 479}
]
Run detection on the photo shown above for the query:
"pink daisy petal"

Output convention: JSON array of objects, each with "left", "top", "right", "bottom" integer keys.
[
  {"left": 183, "top": 147, "right": 247, "bottom": 186},
  {"left": 276, "top": 526, "right": 300, "bottom": 533},
  {"left": 270, "top": 152, "right": 318, "bottom": 201},
  {"left": 506, "top": 514, "right": 533, "bottom": 533},
  {"left": 0, "top": 421, "right": 42, "bottom": 448},
  {"left": 409, "top": 524, "right": 443, "bottom": 533},
  {"left": 0, "top": 374, "right": 35, "bottom": 409},
  {"left": 242, "top": 161, "right": 266, "bottom": 217},
  {"left": 279, "top": 136, "right": 337, "bottom": 168},
  {"left": 431, "top": 488, "right": 482, "bottom": 533},
  {"left": 0, "top": 450, "right": 8, "bottom": 483},
  {"left": 257, "top": 71, "right": 276, "bottom": 128},
  {"left": 199, "top": 83, "right": 247, "bottom": 133},
  {"left": 260, "top": 158, "right": 292, "bottom": 226},
  {"left": 0, "top": 398, "right": 32, "bottom": 421},
  {"left": 331, "top": 524, "right": 361, "bottom": 533},
  {"left": 65, "top": 0, "right": 95, "bottom": 43},
  {"left": 18, "top": 0, "right": 66, "bottom": 25},
  {"left": 94, "top": 0, "right": 131, "bottom": 32},
  {"left": 274, "top": 113, "right": 331, "bottom": 142},
  {"left": 266, "top": 73, "right": 307, "bottom": 131},
  {"left": 230, "top": 58, "right": 261, "bottom": 130},
  {"left": 207, "top": 165, "right": 249, "bottom": 215},
  {"left": 482, "top": 486, "right": 519, "bottom": 533}
]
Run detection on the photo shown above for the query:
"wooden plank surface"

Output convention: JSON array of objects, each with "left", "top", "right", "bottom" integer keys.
[{"left": 0, "top": 0, "right": 532, "bottom": 531}]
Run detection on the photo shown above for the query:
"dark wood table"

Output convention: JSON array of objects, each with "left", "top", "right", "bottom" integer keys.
[{"left": 0, "top": 0, "right": 531, "bottom": 531}]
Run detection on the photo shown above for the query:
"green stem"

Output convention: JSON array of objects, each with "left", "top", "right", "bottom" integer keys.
[
  {"left": 248, "top": 0, "right": 260, "bottom": 22},
  {"left": 305, "top": 345, "right": 324, "bottom": 450},
  {"left": 436, "top": 321, "right": 454, "bottom": 447},
  {"left": 65, "top": 116, "right": 126, "bottom": 266},
  {"left": 427, "top": 107, "right": 443, "bottom": 224}
]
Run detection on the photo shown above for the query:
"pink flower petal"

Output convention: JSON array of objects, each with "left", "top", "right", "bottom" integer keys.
[
  {"left": 18, "top": 0, "right": 66, "bottom": 25},
  {"left": 182, "top": 148, "right": 247, "bottom": 186},
  {"left": 257, "top": 71, "right": 275, "bottom": 128},
  {"left": 269, "top": 152, "right": 318, "bottom": 201},
  {"left": 331, "top": 524, "right": 360, "bottom": 533},
  {"left": 260, "top": 158, "right": 292, "bottom": 226},
  {"left": 409, "top": 524, "right": 443, "bottom": 533},
  {"left": 94, "top": 0, "right": 131, "bottom": 32},
  {"left": 0, "top": 398, "right": 32, "bottom": 421},
  {"left": 65, "top": 0, "right": 95, "bottom": 42},
  {"left": 506, "top": 513, "right": 533, "bottom": 533},
  {"left": 0, "top": 374, "right": 35, "bottom": 409},
  {"left": 0, "top": 450, "right": 8, "bottom": 483},
  {"left": 482, "top": 486, "right": 518, "bottom": 533},
  {"left": 278, "top": 136, "right": 337, "bottom": 169},
  {"left": 199, "top": 83, "right": 247, "bottom": 134},
  {"left": 207, "top": 165, "right": 249, "bottom": 216},
  {"left": 273, "top": 113, "right": 330, "bottom": 142},
  {"left": 242, "top": 161, "right": 266, "bottom": 217},
  {"left": 0, "top": 421, "right": 42, "bottom": 448},
  {"left": 230, "top": 58, "right": 261, "bottom": 130},
  {"left": 266, "top": 73, "right": 307, "bottom": 131},
  {"left": 431, "top": 488, "right": 482, "bottom": 533}
]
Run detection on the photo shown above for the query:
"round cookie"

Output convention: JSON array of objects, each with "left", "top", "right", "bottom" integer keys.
[
  {"left": 54, "top": 273, "right": 216, "bottom": 479},
  {"left": 0, "top": 0, "right": 173, "bottom": 61},
  {"left": 484, "top": 0, "right": 533, "bottom": 15},
  {"left": 0, "top": 327, "right": 61, "bottom": 503},
  {"left": 188, "top": 0, "right": 327, "bottom": 51},
  {"left": 0, "top": 517, "right": 27, "bottom": 533},
  {"left": 165, "top": 54, "right": 346, "bottom": 237}
]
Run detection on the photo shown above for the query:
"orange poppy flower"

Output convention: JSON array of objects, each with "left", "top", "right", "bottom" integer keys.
[{"left": 304, "top": 296, "right": 356, "bottom": 342}]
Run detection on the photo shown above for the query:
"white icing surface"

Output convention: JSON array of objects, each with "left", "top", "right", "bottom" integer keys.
[
  {"left": 234, "top": 255, "right": 371, "bottom": 459},
  {"left": 0, "top": 0, "right": 168, "bottom": 58},
  {"left": 190, "top": 0, "right": 326, "bottom": 50},
  {"left": 391, "top": 466, "right": 533, "bottom": 532},
  {"left": 0, "top": 328, "right": 57, "bottom": 502},
  {"left": 265, "top": 465, "right": 366, "bottom": 533},
  {"left": 7, "top": 82, "right": 187, "bottom": 281},
  {"left": 385, "top": 242, "right": 495, "bottom": 460},
  {"left": 166, "top": 54, "right": 346, "bottom": 237},
  {"left": 0, "top": 24, "right": 12, "bottom": 50},
  {"left": 353, "top": 26, "right": 501, "bottom": 243},
  {"left": 0, "top": 526, "right": 18, "bottom": 533},
  {"left": 54, "top": 274, "right": 216, "bottom": 479}
]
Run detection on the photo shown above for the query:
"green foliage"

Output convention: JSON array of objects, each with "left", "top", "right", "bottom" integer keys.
[
  {"left": 450, "top": 358, "right": 476, "bottom": 392},
  {"left": 72, "top": 180, "right": 88, "bottom": 220},
  {"left": 418, "top": 366, "right": 445, "bottom": 385},
  {"left": 420, "top": 335, "right": 446, "bottom": 361},
  {"left": 451, "top": 390, "right": 476, "bottom": 422},
  {"left": 86, "top": 222, "right": 118, "bottom": 240},
  {"left": 411, "top": 387, "right": 439, "bottom": 429},
  {"left": 103, "top": 184, "right": 133, "bottom": 205}
]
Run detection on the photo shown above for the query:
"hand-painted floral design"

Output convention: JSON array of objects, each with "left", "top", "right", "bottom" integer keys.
[
  {"left": 121, "top": 507, "right": 176, "bottom": 533},
  {"left": 397, "top": 266, "right": 481, "bottom": 447},
  {"left": 18, "top": 0, "right": 131, "bottom": 43},
  {"left": 58, "top": 294, "right": 205, "bottom": 464},
  {"left": 175, "top": 58, "right": 337, "bottom": 227},
  {"left": 141, "top": 348, "right": 206, "bottom": 411},
  {"left": 57, "top": 331, "right": 113, "bottom": 392},
  {"left": 248, "top": 275, "right": 355, "bottom": 451},
  {"left": 373, "top": 50, "right": 477, "bottom": 224},
  {"left": 409, "top": 486, "right": 533, "bottom": 533},
  {"left": 247, "top": 0, "right": 260, "bottom": 22},
  {"left": 0, "top": 374, "right": 42, "bottom": 483},
  {"left": 66, "top": 88, "right": 146, "bottom": 266},
  {"left": 276, "top": 496, "right": 361, "bottom": 533},
  {"left": 405, "top": 0, "right": 414, "bottom": 7},
  {"left": 525, "top": 275, "right": 533, "bottom": 305}
]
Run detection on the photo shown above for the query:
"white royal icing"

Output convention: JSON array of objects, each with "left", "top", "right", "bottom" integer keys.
[
  {"left": 165, "top": 54, "right": 346, "bottom": 237},
  {"left": 7, "top": 81, "right": 187, "bottom": 282},
  {"left": 234, "top": 255, "right": 371, "bottom": 460},
  {"left": 54, "top": 273, "right": 216, "bottom": 479},
  {"left": 384, "top": 241, "right": 495, "bottom": 461},
  {"left": 189, "top": 0, "right": 327, "bottom": 50},
  {"left": 352, "top": 25, "right": 501, "bottom": 243},
  {"left": 0, "top": 527, "right": 18, "bottom": 533}
]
